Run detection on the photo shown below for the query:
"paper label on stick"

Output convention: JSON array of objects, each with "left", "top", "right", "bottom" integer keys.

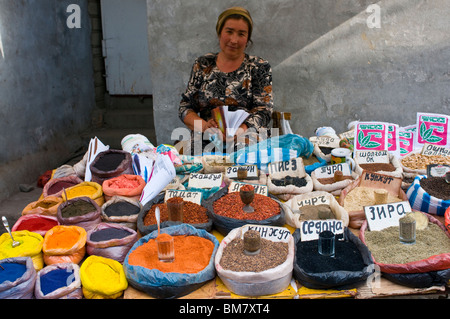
[
  {"left": 355, "top": 150, "right": 390, "bottom": 164},
  {"left": 225, "top": 165, "right": 258, "bottom": 179},
  {"left": 364, "top": 201, "right": 412, "bottom": 231},
  {"left": 295, "top": 195, "right": 331, "bottom": 209},
  {"left": 299, "top": 219, "right": 344, "bottom": 241},
  {"left": 310, "top": 136, "right": 340, "bottom": 148},
  {"left": 164, "top": 189, "right": 203, "bottom": 204},
  {"left": 188, "top": 173, "right": 223, "bottom": 189},
  {"left": 421, "top": 143, "right": 450, "bottom": 157},
  {"left": 267, "top": 157, "right": 306, "bottom": 179},
  {"left": 314, "top": 163, "right": 352, "bottom": 178},
  {"left": 228, "top": 181, "right": 268, "bottom": 196}
]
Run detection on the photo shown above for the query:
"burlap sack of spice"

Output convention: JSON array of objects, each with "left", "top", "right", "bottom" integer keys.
[
  {"left": 0, "top": 231, "right": 44, "bottom": 270},
  {"left": 89, "top": 149, "right": 134, "bottom": 185},
  {"left": 267, "top": 173, "right": 314, "bottom": 201},
  {"left": 101, "top": 196, "right": 142, "bottom": 230},
  {"left": 34, "top": 263, "right": 82, "bottom": 299},
  {"left": 80, "top": 255, "right": 128, "bottom": 299},
  {"left": 42, "top": 175, "right": 83, "bottom": 198},
  {"left": 215, "top": 225, "right": 295, "bottom": 296},
  {"left": 57, "top": 196, "right": 102, "bottom": 233},
  {"left": 201, "top": 154, "right": 234, "bottom": 173},
  {"left": 359, "top": 213, "right": 450, "bottom": 288},
  {"left": 42, "top": 225, "right": 87, "bottom": 265},
  {"left": 102, "top": 174, "right": 146, "bottom": 201},
  {"left": 284, "top": 191, "right": 350, "bottom": 229},
  {"left": 0, "top": 257, "right": 37, "bottom": 299},
  {"left": 137, "top": 193, "right": 213, "bottom": 236},
  {"left": 310, "top": 170, "right": 357, "bottom": 196},
  {"left": 354, "top": 153, "right": 403, "bottom": 178},
  {"left": 21, "top": 196, "right": 64, "bottom": 217},
  {"left": 12, "top": 215, "right": 59, "bottom": 237},
  {"left": 86, "top": 223, "right": 138, "bottom": 263},
  {"left": 61, "top": 181, "right": 105, "bottom": 207}
]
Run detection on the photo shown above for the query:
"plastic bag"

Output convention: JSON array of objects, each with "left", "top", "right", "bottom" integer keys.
[
  {"left": 102, "top": 174, "right": 146, "bottom": 201},
  {"left": 204, "top": 187, "right": 286, "bottom": 236},
  {"left": 42, "top": 225, "right": 87, "bottom": 265},
  {"left": 57, "top": 196, "right": 102, "bottom": 232},
  {"left": 0, "top": 231, "right": 44, "bottom": 270},
  {"left": 137, "top": 193, "right": 213, "bottom": 236},
  {"left": 0, "top": 257, "right": 37, "bottom": 299},
  {"left": 215, "top": 225, "right": 294, "bottom": 296},
  {"left": 12, "top": 215, "right": 59, "bottom": 237},
  {"left": 101, "top": 196, "right": 142, "bottom": 230},
  {"left": 407, "top": 175, "right": 450, "bottom": 216},
  {"left": 80, "top": 255, "right": 128, "bottom": 299},
  {"left": 293, "top": 227, "right": 374, "bottom": 289},
  {"left": 89, "top": 149, "right": 134, "bottom": 185},
  {"left": 123, "top": 224, "right": 219, "bottom": 299},
  {"left": 34, "top": 263, "right": 82, "bottom": 299},
  {"left": 86, "top": 223, "right": 138, "bottom": 263},
  {"left": 359, "top": 214, "right": 450, "bottom": 288}
]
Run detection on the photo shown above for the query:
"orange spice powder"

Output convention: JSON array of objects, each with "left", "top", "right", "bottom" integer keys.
[{"left": 128, "top": 235, "right": 214, "bottom": 274}]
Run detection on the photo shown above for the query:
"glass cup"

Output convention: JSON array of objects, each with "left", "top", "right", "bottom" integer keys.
[
  {"left": 156, "top": 236, "right": 175, "bottom": 262},
  {"left": 399, "top": 217, "right": 416, "bottom": 244},
  {"left": 318, "top": 230, "right": 335, "bottom": 257},
  {"left": 166, "top": 198, "right": 184, "bottom": 222}
]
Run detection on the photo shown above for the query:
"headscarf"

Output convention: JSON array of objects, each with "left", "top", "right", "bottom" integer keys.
[{"left": 216, "top": 7, "right": 253, "bottom": 39}]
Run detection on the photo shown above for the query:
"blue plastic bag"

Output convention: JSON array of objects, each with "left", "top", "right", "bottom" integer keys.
[{"left": 123, "top": 224, "right": 219, "bottom": 299}]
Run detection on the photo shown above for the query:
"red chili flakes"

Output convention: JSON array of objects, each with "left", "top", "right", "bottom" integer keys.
[
  {"left": 213, "top": 192, "right": 280, "bottom": 221},
  {"left": 143, "top": 201, "right": 209, "bottom": 225}
]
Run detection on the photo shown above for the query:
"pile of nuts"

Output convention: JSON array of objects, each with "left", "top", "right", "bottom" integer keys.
[{"left": 401, "top": 153, "right": 450, "bottom": 170}]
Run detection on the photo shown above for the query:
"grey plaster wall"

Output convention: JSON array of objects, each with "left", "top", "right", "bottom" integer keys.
[
  {"left": 147, "top": 0, "right": 450, "bottom": 144},
  {"left": 0, "top": 0, "right": 95, "bottom": 200}
]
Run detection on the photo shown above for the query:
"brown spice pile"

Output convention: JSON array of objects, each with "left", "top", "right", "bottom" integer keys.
[
  {"left": 220, "top": 238, "right": 288, "bottom": 272},
  {"left": 419, "top": 176, "right": 450, "bottom": 200},
  {"left": 359, "top": 163, "right": 396, "bottom": 172},
  {"left": 143, "top": 201, "right": 209, "bottom": 225}
]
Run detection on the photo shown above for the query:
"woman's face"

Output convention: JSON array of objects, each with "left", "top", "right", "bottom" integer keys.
[{"left": 219, "top": 18, "right": 249, "bottom": 60}]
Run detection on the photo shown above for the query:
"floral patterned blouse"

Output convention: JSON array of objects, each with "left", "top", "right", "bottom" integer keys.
[{"left": 179, "top": 53, "right": 273, "bottom": 133}]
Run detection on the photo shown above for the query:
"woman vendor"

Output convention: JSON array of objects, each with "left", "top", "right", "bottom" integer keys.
[{"left": 179, "top": 7, "right": 274, "bottom": 155}]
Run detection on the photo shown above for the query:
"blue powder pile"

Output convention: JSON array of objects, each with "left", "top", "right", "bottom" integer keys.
[
  {"left": 40, "top": 268, "right": 75, "bottom": 295},
  {"left": 0, "top": 263, "right": 27, "bottom": 284}
]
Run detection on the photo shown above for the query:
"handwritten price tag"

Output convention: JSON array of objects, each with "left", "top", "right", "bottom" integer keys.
[
  {"left": 164, "top": 189, "right": 203, "bottom": 204},
  {"left": 188, "top": 173, "right": 223, "bottom": 189},
  {"left": 228, "top": 181, "right": 268, "bottom": 196},
  {"left": 364, "top": 201, "right": 412, "bottom": 231},
  {"left": 300, "top": 219, "right": 344, "bottom": 241}
]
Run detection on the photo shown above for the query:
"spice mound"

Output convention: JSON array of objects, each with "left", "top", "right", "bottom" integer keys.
[
  {"left": 271, "top": 176, "right": 307, "bottom": 187},
  {"left": 61, "top": 200, "right": 96, "bottom": 218},
  {"left": 359, "top": 163, "right": 396, "bottom": 172},
  {"left": 296, "top": 239, "right": 365, "bottom": 273},
  {"left": 220, "top": 237, "right": 288, "bottom": 272},
  {"left": 128, "top": 235, "right": 214, "bottom": 273},
  {"left": 213, "top": 192, "right": 280, "bottom": 221},
  {"left": 419, "top": 176, "right": 450, "bottom": 200},
  {"left": 364, "top": 222, "right": 450, "bottom": 264},
  {"left": 343, "top": 186, "right": 402, "bottom": 212},
  {"left": 298, "top": 204, "right": 335, "bottom": 221},
  {"left": 104, "top": 201, "right": 140, "bottom": 217},
  {"left": 143, "top": 201, "right": 209, "bottom": 225}
]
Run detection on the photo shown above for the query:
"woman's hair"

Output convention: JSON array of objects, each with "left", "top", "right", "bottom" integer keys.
[{"left": 216, "top": 7, "right": 253, "bottom": 44}]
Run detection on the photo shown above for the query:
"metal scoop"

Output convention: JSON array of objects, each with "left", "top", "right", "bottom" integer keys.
[
  {"left": 2, "top": 216, "right": 20, "bottom": 247},
  {"left": 155, "top": 207, "right": 161, "bottom": 236}
]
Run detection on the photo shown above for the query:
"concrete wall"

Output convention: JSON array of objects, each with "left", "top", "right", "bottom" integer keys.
[
  {"left": 147, "top": 0, "right": 450, "bottom": 144},
  {"left": 0, "top": 0, "right": 96, "bottom": 201}
]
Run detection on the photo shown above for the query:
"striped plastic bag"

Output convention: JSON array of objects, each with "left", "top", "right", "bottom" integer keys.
[{"left": 407, "top": 175, "right": 450, "bottom": 216}]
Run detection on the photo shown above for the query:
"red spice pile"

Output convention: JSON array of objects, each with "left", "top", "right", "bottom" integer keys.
[
  {"left": 143, "top": 201, "right": 209, "bottom": 225},
  {"left": 213, "top": 192, "right": 280, "bottom": 220}
]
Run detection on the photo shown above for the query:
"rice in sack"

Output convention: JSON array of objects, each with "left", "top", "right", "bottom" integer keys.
[
  {"left": 80, "top": 255, "right": 128, "bottom": 299},
  {"left": 42, "top": 225, "right": 87, "bottom": 265}
]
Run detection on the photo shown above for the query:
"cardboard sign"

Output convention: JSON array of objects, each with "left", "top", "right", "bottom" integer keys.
[
  {"left": 226, "top": 165, "right": 258, "bottom": 179},
  {"left": 421, "top": 143, "right": 450, "bottom": 157},
  {"left": 359, "top": 171, "right": 402, "bottom": 197},
  {"left": 416, "top": 112, "right": 449, "bottom": 147},
  {"left": 267, "top": 157, "right": 306, "bottom": 179},
  {"left": 228, "top": 181, "right": 268, "bottom": 196},
  {"left": 241, "top": 225, "right": 291, "bottom": 242},
  {"left": 355, "top": 150, "right": 390, "bottom": 164},
  {"left": 399, "top": 130, "right": 415, "bottom": 157},
  {"left": 188, "top": 173, "right": 223, "bottom": 189},
  {"left": 426, "top": 164, "right": 450, "bottom": 178},
  {"left": 309, "top": 136, "right": 340, "bottom": 148},
  {"left": 364, "top": 201, "right": 412, "bottom": 231},
  {"left": 314, "top": 163, "right": 352, "bottom": 179},
  {"left": 300, "top": 219, "right": 344, "bottom": 241},
  {"left": 164, "top": 189, "right": 203, "bottom": 205},
  {"left": 354, "top": 122, "right": 389, "bottom": 152}
]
